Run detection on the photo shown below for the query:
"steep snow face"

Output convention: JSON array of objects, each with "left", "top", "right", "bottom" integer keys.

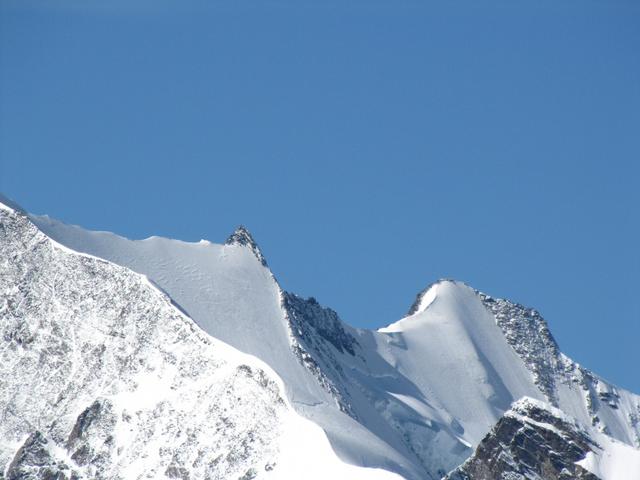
[
  {"left": 30, "top": 217, "right": 300, "bottom": 400},
  {"left": 285, "top": 292, "right": 478, "bottom": 478},
  {"left": 380, "top": 281, "right": 640, "bottom": 448},
  {"left": 0, "top": 204, "right": 402, "bottom": 480},
  {"left": 32, "top": 217, "right": 341, "bottom": 409},
  {"left": 578, "top": 431, "right": 640, "bottom": 479},
  {"left": 378, "top": 281, "right": 545, "bottom": 446}
]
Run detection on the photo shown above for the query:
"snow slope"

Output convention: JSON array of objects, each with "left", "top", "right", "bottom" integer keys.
[
  {"left": 30, "top": 215, "right": 436, "bottom": 479},
  {"left": 0, "top": 198, "right": 401, "bottom": 480},
  {"left": 579, "top": 432, "right": 640, "bottom": 479},
  {"left": 378, "top": 281, "right": 544, "bottom": 444},
  {"left": 380, "top": 281, "right": 640, "bottom": 448},
  {"left": 29, "top": 205, "right": 640, "bottom": 479}
]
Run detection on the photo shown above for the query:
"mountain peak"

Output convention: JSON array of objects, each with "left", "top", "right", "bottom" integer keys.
[
  {"left": 406, "top": 279, "right": 462, "bottom": 316},
  {"left": 225, "top": 225, "right": 268, "bottom": 266}
]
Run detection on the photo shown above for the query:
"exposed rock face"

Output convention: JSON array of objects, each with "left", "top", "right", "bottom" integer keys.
[
  {"left": 478, "top": 293, "right": 565, "bottom": 406},
  {"left": 281, "top": 292, "right": 359, "bottom": 416},
  {"left": 446, "top": 398, "right": 600, "bottom": 480},
  {"left": 477, "top": 290, "right": 640, "bottom": 446},
  {"left": 225, "top": 226, "right": 268, "bottom": 267},
  {"left": 6, "top": 431, "right": 80, "bottom": 480},
  {"left": 283, "top": 293, "right": 358, "bottom": 357},
  {"left": 0, "top": 206, "right": 287, "bottom": 479}
]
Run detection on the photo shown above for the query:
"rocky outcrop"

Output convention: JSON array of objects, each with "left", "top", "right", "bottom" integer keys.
[
  {"left": 6, "top": 431, "right": 80, "bottom": 480},
  {"left": 281, "top": 292, "right": 358, "bottom": 415},
  {"left": 225, "top": 225, "right": 268, "bottom": 267},
  {"left": 446, "top": 398, "right": 600, "bottom": 480},
  {"left": 283, "top": 293, "right": 358, "bottom": 357},
  {"left": 477, "top": 290, "right": 640, "bottom": 445}
]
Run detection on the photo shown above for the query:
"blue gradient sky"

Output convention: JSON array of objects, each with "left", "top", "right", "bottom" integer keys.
[{"left": 1, "top": 0, "right": 639, "bottom": 392}]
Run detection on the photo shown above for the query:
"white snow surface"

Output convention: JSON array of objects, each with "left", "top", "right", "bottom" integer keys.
[
  {"left": 579, "top": 434, "right": 640, "bottom": 480},
  {"left": 0, "top": 204, "right": 401, "bottom": 480},
  {"left": 31, "top": 216, "right": 325, "bottom": 406},
  {"left": 27, "top": 208, "right": 640, "bottom": 479},
  {"left": 30, "top": 215, "right": 434, "bottom": 478},
  {"left": 378, "top": 281, "right": 544, "bottom": 444}
]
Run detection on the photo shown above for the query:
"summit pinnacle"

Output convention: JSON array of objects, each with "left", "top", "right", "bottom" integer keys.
[{"left": 225, "top": 225, "right": 268, "bottom": 266}]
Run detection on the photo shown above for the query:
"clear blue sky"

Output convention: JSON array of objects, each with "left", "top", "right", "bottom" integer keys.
[{"left": 1, "top": 0, "right": 639, "bottom": 392}]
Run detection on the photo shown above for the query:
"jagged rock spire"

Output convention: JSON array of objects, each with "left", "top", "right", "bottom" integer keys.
[{"left": 225, "top": 225, "right": 268, "bottom": 267}]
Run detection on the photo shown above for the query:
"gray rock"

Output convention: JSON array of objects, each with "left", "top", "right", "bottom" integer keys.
[{"left": 446, "top": 399, "right": 600, "bottom": 480}]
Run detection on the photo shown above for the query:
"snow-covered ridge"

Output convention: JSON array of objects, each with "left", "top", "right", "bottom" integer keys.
[
  {"left": 9, "top": 194, "right": 639, "bottom": 479},
  {"left": 0, "top": 205, "right": 287, "bottom": 479},
  {"left": 380, "top": 279, "right": 640, "bottom": 449},
  {"left": 0, "top": 202, "right": 402, "bottom": 480}
]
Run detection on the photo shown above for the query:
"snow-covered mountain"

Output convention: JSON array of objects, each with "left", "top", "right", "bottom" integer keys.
[
  {"left": 0, "top": 199, "right": 400, "bottom": 480},
  {"left": 1, "top": 194, "right": 639, "bottom": 479}
]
